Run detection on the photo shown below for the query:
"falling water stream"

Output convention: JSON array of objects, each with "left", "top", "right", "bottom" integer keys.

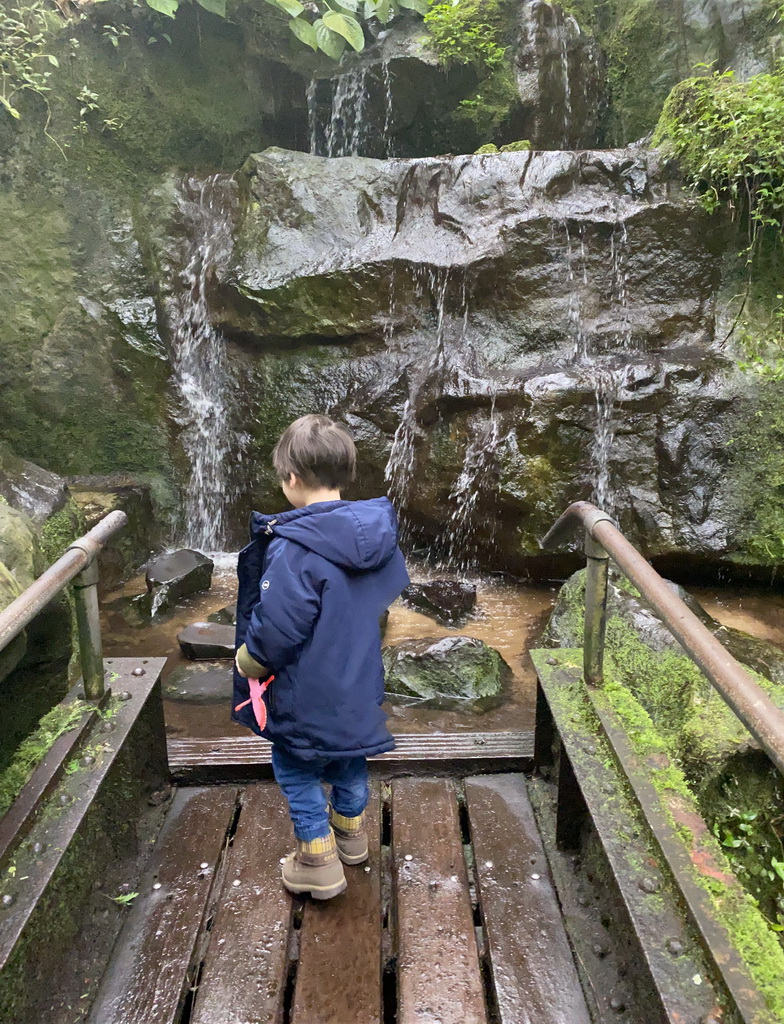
[
  {"left": 168, "top": 175, "right": 238, "bottom": 552},
  {"left": 308, "top": 62, "right": 395, "bottom": 158}
]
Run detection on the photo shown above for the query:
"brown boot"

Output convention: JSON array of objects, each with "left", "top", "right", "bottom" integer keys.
[
  {"left": 330, "top": 808, "right": 369, "bottom": 865},
  {"left": 281, "top": 830, "right": 347, "bottom": 899}
]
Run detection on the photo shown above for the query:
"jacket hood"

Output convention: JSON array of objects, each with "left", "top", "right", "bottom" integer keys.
[{"left": 250, "top": 497, "right": 400, "bottom": 571}]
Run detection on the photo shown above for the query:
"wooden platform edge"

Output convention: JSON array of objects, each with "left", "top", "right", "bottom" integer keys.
[{"left": 168, "top": 731, "right": 534, "bottom": 783}]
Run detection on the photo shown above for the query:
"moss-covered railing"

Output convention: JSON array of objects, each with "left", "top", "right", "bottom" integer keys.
[{"left": 541, "top": 501, "right": 784, "bottom": 776}]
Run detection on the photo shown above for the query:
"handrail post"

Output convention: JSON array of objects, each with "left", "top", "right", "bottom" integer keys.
[
  {"left": 71, "top": 553, "right": 105, "bottom": 701},
  {"left": 583, "top": 530, "right": 609, "bottom": 687}
]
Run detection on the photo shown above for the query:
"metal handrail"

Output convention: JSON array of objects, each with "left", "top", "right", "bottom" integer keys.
[
  {"left": 0, "top": 510, "right": 128, "bottom": 700},
  {"left": 542, "top": 500, "right": 784, "bottom": 777}
]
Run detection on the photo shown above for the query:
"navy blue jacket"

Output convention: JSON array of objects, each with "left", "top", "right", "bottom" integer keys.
[{"left": 232, "top": 498, "right": 410, "bottom": 760}]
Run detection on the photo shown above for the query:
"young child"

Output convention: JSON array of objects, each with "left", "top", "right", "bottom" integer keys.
[{"left": 233, "top": 414, "right": 409, "bottom": 899}]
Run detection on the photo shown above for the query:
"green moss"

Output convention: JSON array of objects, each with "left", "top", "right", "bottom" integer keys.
[
  {"left": 654, "top": 68, "right": 784, "bottom": 231},
  {"left": 425, "top": 0, "right": 521, "bottom": 149},
  {"left": 39, "top": 499, "right": 85, "bottom": 566},
  {"left": 726, "top": 376, "right": 784, "bottom": 566},
  {"left": 0, "top": 700, "right": 92, "bottom": 817}
]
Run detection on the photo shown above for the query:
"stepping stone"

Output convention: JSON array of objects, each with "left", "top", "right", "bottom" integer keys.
[
  {"left": 383, "top": 635, "right": 510, "bottom": 713},
  {"left": 163, "top": 662, "right": 233, "bottom": 705},
  {"left": 402, "top": 580, "right": 477, "bottom": 625},
  {"left": 178, "top": 622, "right": 235, "bottom": 661},
  {"left": 135, "top": 549, "right": 214, "bottom": 618},
  {"left": 207, "top": 603, "right": 237, "bottom": 626}
]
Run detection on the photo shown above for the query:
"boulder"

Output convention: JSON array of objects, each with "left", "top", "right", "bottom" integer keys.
[
  {"left": 0, "top": 449, "right": 69, "bottom": 528},
  {"left": 164, "top": 662, "right": 233, "bottom": 705},
  {"left": 207, "top": 603, "right": 238, "bottom": 626},
  {"left": 0, "top": 504, "right": 38, "bottom": 589},
  {"left": 383, "top": 635, "right": 510, "bottom": 713},
  {"left": 402, "top": 580, "right": 477, "bottom": 625},
  {"left": 177, "top": 622, "right": 235, "bottom": 661},
  {"left": 138, "top": 549, "right": 214, "bottom": 618}
]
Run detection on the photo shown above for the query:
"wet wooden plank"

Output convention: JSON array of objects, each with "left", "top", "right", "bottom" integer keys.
[
  {"left": 292, "top": 785, "right": 382, "bottom": 1024},
  {"left": 393, "top": 778, "right": 487, "bottom": 1024},
  {"left": 169, "top": 732, "right": 533, "bottom": 783},
  {"left": 465, "top": 775, "right": 591, "bottom": 1024},
  {"left": 88, "top": 786, "right": 237, "bottom": 1024},
  {"left": 191, "top": 784, "right": 295, "bottom": 1024}
]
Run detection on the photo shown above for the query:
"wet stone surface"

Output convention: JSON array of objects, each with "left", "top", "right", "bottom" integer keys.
[
  {"left": 206, "top": 603, "right": 237, "bottom": 626},
  {"left": 383, "top": 635, "right": 511, "bottom": 713},
  {"left": 137, "top": 550, "right": 214, "bottom": 619},
  {"left": 164, "top": 662, "right": 233, "bottom": 705},
  {"left": 177, "top": 622, "right": 235, "bottom": 661},
  {"left": 402, "top": 580, "right": 477, "bottom": 625}
]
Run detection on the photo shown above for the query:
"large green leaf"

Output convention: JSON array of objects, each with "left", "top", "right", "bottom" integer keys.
[
  {"left": 289, "top": 16, "right": 318, "bottom": 50},
  {"left": 145, "top": 0, "right": 179, "bottom": 17},
  {"left": 261, "top": 0, "right": 305, "bottom": 15},
  {"left": 322, "top": 10, "right": 364, "bottom": 51},
  {"left": 366, "top": 0, "right": 391, "bottom": 22},
  {"left": 195, "top": 0, "right": 227, "bottom": 15},
  {"left": 397, "top": 0, "right": 428, "bottom": 13},
  {"left": 314, "top": 18, "right": 347, "bottom": 58}
]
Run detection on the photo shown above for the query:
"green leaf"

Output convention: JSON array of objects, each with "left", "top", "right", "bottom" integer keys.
[
  {"left": 322, "top": 10, "right": 364, "bottom": 51},
  {"left": 368, "top": 0, "right": 391, "bottom": 22},
  {"left": 111, "top": 891, "right": 139, "bottom": 905},
  {"left": 289, "top": 16, "right": 318, "bottom": 50},
  {"left": 313, "top": 18, "right": 346, "bottom": 59},
  {"left": 47, "top": 54, "right": 59, "bottom": 67},
  {"left": 195, "top": 0, "right": 227, "bottom": 15},
  {"left": 145, "top": 0, "right": 180, "bottom": 17},
  {"left": 327, "top": 0, "right": 359, "bottom": 10},
  {"left": 398, "top": 0, "right": 427, "bottom": 12},
  {"left": 263, "top": 0, "right": 305, "bottom": 16}
]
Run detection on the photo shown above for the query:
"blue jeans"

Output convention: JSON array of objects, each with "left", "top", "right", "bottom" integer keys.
[{"left": 271, "top": 746, "right": 369, "bottom": 841}]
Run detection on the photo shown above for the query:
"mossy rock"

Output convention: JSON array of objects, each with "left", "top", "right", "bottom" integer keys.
[{"left": 383, "top": 635, "right": 510, "bottom": 712}]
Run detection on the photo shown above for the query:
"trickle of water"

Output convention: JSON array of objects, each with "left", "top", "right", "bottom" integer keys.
[
  {"left": 306, "top": 78, "right": 318, "bottom": 155},
  {"left": 557, "top": 20, "right": 573, "bottom": 148},
  {"left": 168, "top": 175, "right": 238, "bottom": 551},
  {"left": 443, "top": 410, "right": 501, "bottom": 569},
  {"left": 385, "top": 266, "right": 468, "bottom": 521},
  {"left": 381, "top": 60, "right": 394, "bottom": 158},
  {"left": 591, "top": 367, "right": 617, "bottom": 511},
  {"left": 324, "top": 68, "right": 368, "bottom": 157}
]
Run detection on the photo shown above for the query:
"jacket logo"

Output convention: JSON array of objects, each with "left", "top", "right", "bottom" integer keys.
[{"left": 261, "top": 580, "right": 270, "bottom": 591}]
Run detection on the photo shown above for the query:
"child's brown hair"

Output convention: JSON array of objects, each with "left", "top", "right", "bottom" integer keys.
[{"left": 272, "top": 414, "right": 357, "bottom": 490}]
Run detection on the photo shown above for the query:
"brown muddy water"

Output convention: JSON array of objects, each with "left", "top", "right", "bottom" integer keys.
[{"left": 101, "top": 561, "right": 784, "bottom": 741}]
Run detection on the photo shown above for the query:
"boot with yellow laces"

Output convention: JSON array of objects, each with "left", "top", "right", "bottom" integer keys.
[
  {"left": 281, "top": 830, "right": 347, "bottom": 899},
  {"left": 330, "top": 807, "right": 369, "bottom": 865}
]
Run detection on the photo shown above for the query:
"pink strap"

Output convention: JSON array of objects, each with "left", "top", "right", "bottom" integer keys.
[{"left": 234, "top": 675, "right": 274, "bottom": 731}]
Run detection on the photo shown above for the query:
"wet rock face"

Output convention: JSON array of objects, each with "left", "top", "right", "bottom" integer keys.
[
  {"left": 139, "top": 550, "right": 214, "bottom": 618},
  {"left": 402, "top": 580, "right": 477, "bottom": 625},
  {"left": 0, "top": 450, "right": 69, "bottom": 528},
  {"left": 207, "top": 603, "right": 238, "bottom": 626},
  {"left": 216, "top": 146, "right": 736, "bottom": 571},
  {"left": 383, "top": 635, "right": 511, "bottom": 712}
]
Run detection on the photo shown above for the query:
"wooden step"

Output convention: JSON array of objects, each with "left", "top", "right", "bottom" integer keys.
[
  {"left": 169, "top": 731, "right": 533, "bottom": 783},
  {"left": 393, "top": 777, "right": 487, "bottom": 1024},
  {"left": 531, "top": 648, "right": 774, "bottom": 1024},
  {"left": 88, "top": 786, "right": 238, "bottom": 1024},
  {"left": 465, "top": 775, "right": 591, "bottom": 1024}
]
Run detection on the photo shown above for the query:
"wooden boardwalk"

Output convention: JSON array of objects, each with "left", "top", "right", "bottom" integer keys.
[{"left": 88, "top": 775, "right": 590, "bottom": 1024}]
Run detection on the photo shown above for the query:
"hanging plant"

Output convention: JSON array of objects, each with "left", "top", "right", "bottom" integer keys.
[{"left": 141, "top": 0, "right": 427, "bottom": 57}]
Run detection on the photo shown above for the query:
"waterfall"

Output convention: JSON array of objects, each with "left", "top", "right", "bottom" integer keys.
[
  {"left": 443, "top": 409, "right": 500, "bottom": 570},
  {"left": 309, "top": 64, "right": 395, "bottom": 158},
  {"left": 383, "top": 267, "right": 467, "bottom": 517},
  {"left": 562, "top": 213, "right": 634, "bottom": 515},
  {"left": 556, "top": 19, "right": 573, "bottom": 148},
  {"left": 168, "top": 174, "right": 238, "bottom": 552}
]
